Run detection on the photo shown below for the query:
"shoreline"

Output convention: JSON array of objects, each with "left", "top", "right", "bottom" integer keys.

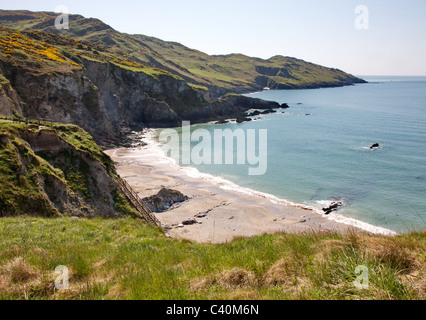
[{"left": 105, "top": 131, "right": 397, "bottom": 243}]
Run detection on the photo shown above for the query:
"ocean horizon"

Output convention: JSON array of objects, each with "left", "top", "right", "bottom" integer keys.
[{"left": 150, "top": 76, "right": 426, "bottom": 234}]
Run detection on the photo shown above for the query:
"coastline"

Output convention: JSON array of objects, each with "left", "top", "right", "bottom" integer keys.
[{"left": 105, "top": 130, "right": 397, "bottom": 244}]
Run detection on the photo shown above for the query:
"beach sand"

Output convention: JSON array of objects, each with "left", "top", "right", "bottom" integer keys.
[{"left": 105, "top": 143, "right": 361, "bottom": 244}]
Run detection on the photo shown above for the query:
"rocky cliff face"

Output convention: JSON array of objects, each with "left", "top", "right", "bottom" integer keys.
[
  {"left": 0, "top": 123, "right": 137, "bottom": 218},
  {"left": 0, "top": 57, "right": 280, "bottom": 147}
]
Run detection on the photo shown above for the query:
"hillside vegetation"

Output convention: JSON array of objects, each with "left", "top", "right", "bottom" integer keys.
[{"left": 0, "top": 10, "right": 366, "bottom": 96}]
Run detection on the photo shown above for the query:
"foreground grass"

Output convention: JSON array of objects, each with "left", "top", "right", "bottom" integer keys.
[{"left": 0, "top": 217, "right": 424, "bottom": 300}]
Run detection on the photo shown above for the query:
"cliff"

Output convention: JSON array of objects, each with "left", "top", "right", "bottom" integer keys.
[
  {"left": 0, "top": 27, "right": 280, "bottom": 146},
  {"left": 0, "top": 121, "right": 140, "bottom": 218}
]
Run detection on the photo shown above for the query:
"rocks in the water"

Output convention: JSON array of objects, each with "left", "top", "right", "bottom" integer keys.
[
  {"left": 247, "top": 110, "right": 262, "bottom": 117},
  {"left": 143, "top": 188, "right": 189, "bottom": 213},
  {"left": 247, "top": 108, "right": 279, "bottom": 117},
  {"left": 370, "top": 143, "right": 380, "bottom": 149},
  {"left": 322, "top": 202, "right": 343, "bottom": 215},
  {"left": 236, "top": 117, "right": 252, "bottom": 124},
  {"left": 280, "top": 103, "right": 290, "bottom": 109},
  {"left": 260, "top": 109, "right": 277, "bottom": 115},
  {"left": 215, "top": 119, "right": 229, "bottom": 124}
]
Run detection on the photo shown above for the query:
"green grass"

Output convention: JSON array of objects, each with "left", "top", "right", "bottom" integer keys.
[{"left": 0, "top": 217, "right": 424, "bottom": 300}]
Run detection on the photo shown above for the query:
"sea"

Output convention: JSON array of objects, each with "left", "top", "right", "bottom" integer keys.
[{"left": 149, "top": 76, "right": 426, "bottom": 234}]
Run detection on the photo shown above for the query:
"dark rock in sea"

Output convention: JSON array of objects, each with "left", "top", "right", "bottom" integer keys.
[
  {"left": 322, "top": 202, "right": 343, "bottom": 215},
  {"left": 236, "top": 117, "right": 252, "bottom": 123},
  {"left": 260, "top": 109, "right": 277, "bottom": 115},
  {"left": 247, "top": 110, "right": 262, "bottom": 117},
  {"left": 280, "top": 103, "right": 290, "bottom": 109},
  {"left": 216, "top": 119, "right": 229, "bottom": 124},
  {"left": 143, "top": 188, "right": 189, "bottom": 213},
  {"left": 305, "top": 113, "right": 311, "bottom": 116},
  {"left": 370, "top": 143, "right": 380, "bottom": 149}
]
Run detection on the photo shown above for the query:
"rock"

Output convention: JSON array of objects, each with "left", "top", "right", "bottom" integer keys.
[
  {"left": 247, "top": 110, "right": 262, "bottom": 117},
  {"left": 236, "top": 117, "right": 252, "bottom": 124},
  {"left": 260, "top": 109, "right": 277, "bottom": 115},
  {"left": 322, "top": 202, "right": 343, "bottom": 215},
  {"left": 370, "top": 143, "right": 380, "bottom": 149},
  {"left": 182, "top": 219, "right": 198, "bottom": 226},
  {"left": 215, "top": 119, "right": 229, "bottom": 124},
  {"left": 280, "top": 103, "right": 290, "bottom": 109},
  {"left": 143, "top": 188, "right": 189, "bottom": 213}
]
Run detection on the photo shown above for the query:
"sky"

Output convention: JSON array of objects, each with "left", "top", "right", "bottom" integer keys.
[{"left": 1, "top": 0, "right": 426, "bottom": 76}]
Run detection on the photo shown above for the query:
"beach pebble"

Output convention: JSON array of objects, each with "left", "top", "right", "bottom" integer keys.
[
  {"left": 177, "top": 224, "right": 185, "bottom": 228},
  {"left": 299, "top": 219, "right": 307, "bottom": 223}
]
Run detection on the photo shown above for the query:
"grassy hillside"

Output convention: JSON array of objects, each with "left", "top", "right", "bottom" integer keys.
[
  {"left": 0, "top": 216, "right": 424, "bottom": 300},
  {"left": 0, "top": 119, "right": 138, "bottom": 218},
  {"left": 0, "top": 10, "right": 366, "bottom": 95},
  {"left": 0, "top": 25, "right": 176, "bottom": 79}
]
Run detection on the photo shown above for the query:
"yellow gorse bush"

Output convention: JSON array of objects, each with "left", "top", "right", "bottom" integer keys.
[{"left": 0, "top": 27, "right": 78, "bottom": 66}]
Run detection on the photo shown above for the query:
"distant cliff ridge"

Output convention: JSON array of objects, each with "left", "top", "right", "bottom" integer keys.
[{"left": 0, "top": 10, "right": 366, "bottom": 146}]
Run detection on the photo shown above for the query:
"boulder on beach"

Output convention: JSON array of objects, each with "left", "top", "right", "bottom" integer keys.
[{"left": 143, "top": 188, "right": 189, "bottom": 213}]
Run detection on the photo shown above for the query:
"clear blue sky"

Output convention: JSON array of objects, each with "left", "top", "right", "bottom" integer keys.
[{"left": 2, "top": 0, "right": 426, "bottom": 75}]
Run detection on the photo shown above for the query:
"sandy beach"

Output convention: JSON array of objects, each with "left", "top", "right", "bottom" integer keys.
[{"left": 104, "top": 137, "right": 368, "bottom": 244}]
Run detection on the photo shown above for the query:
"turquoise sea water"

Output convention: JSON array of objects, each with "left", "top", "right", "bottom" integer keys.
[{"left": 155, "top": 76, "right": 426, "bottom": 234}]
